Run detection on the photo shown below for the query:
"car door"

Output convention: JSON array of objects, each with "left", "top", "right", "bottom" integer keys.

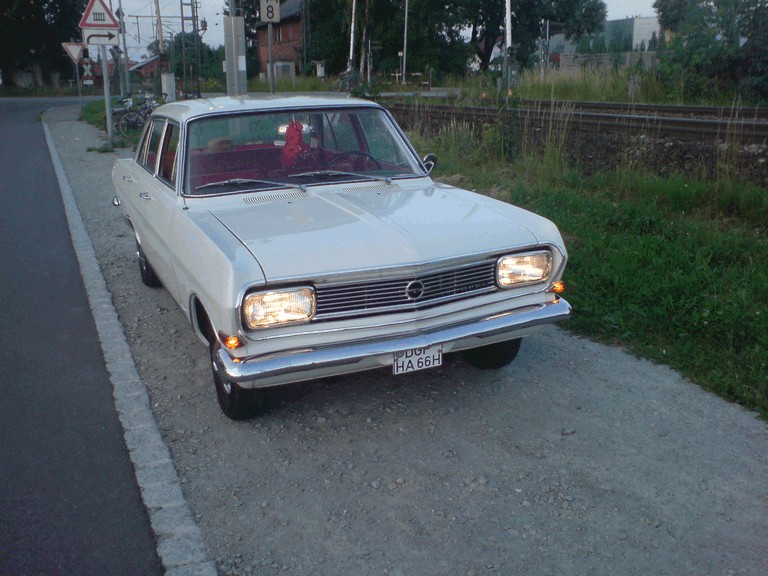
[{"left": 127, "top": 118, "right": 183, "bottom": 295}]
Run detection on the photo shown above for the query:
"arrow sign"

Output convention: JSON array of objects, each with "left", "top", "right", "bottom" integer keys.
[
  {"left": 79, "top": 0, "right": 120, "bottom": 29},
  {"left": 83, "top": 29, "right": 119, "bottom": 46},
  {"left": 62, "top": 42, "right": 84, "bottom": 64}
]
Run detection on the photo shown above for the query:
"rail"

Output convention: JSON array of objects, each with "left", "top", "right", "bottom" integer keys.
[{"left": 383, "top": 102, "right": 768, "bottom": 144}]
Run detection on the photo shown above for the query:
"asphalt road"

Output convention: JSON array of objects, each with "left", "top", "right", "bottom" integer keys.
[{"left": 0, "top": 97, "right": 162, "bottom": 576}]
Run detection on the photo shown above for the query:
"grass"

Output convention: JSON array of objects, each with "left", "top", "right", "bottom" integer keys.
[
  {"left": 80, "top": 99, "right": 138, "bottom": 150},
  {"left": 412, "top": 119, "right": 768, "bottom": 419},
  {"left": 514, "top": 66, "right": 669, "bottom": 103}
]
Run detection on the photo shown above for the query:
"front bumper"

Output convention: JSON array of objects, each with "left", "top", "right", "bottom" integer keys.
[{"left": 214, "top": 297, "right": 571, "bottom": 388}]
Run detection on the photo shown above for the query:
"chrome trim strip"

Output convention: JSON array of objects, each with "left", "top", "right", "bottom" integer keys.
[{"left": 214, "top": 297, "right": 571, "bottom": 386}]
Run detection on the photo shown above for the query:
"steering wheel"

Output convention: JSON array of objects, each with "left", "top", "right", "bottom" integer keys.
[{"left": 322, "top": 151, "right": 382, "bottom": 171}]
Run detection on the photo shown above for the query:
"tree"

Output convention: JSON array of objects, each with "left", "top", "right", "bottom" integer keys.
[
  {"left": 0, "top": 0, "right": 87, "bottom": 87},
  {"left": 648, "top": 31, "right": 658, "bottom": 51},
  {"left": 652, "top": 0, "right": 687, "bottom": 32},
  {"left": 308, "top": 0, "right": 350, "bottom": 73},
  {"left": 459, "top": 0, "right": 607, "bottom": 71},
  {"left": 655, "top": 0, "right": 766, "bottom": 103},
  {"left": 736, "top": 0, "right": 768, "bottom": 103},
  {"left": 310, "top": 0, "right": 470, "bottom": 78}
]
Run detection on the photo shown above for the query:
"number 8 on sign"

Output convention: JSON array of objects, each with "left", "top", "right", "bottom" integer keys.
[{"left": 260, "top": 0, "right": 281, "bottom": 23}]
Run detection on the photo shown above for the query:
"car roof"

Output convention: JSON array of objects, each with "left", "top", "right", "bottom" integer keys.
[{"left": 152, "top": 93, "right": 380, "bottom": 123}]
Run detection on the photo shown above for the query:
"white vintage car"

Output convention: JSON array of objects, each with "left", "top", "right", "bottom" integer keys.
[{"left": 112, "top": 95, "right": 571, "bottom": 419}]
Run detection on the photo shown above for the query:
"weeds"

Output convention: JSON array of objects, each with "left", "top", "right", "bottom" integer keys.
[
  {"left": 512, "top": 66, "right": 671, "bottom": 104},
  {"left": 422, "top": 118, "right": 768, "bottom": 418}
]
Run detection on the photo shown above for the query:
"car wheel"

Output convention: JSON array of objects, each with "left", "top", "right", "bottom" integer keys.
[
  {"left": 211, "top": 344, "right": 266, "bottom": 420},
  {"left": 461, "top": 338, "right": 522, "bottom": 370},
  {"left": 136, "top": 240, "right": 162, "bottom": 288}
]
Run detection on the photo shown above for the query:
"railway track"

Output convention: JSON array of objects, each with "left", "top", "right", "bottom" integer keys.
[
  {"left": 384, "top": 101, "right": 768, "bottom": 144},
  {"left": 519, "top": 99, "right": 768, "bottom": 121}
]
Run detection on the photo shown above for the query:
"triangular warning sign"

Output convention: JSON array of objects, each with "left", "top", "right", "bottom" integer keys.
[
  {"left": 62, "top": 42, "right": 84, "bottom": 64},
  {"left": 79, "top": 0, "right": 120, "bottom": 29}
]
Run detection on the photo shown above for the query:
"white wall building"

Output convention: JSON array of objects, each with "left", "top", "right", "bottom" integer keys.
[{"left": 546, "top": 16, "right": 661, "bottom": 56}]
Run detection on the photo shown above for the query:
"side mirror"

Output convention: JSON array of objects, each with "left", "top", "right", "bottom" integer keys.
[{"left": 422, "top": 153, "right": 437, "bottom": 175}]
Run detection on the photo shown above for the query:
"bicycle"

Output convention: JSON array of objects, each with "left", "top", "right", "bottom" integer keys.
[
  {"left": 118, "top": 92, "right": 162, "bottom": 137},
  {"left": 104, "top": 96, "right": 133, "bottom": 132}
]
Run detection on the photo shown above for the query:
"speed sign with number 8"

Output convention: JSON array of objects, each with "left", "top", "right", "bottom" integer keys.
[{"left": 260, "top": 0, "right": 281, "bottom": 23}]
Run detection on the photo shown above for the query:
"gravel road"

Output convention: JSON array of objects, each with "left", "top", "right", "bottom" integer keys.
[{"left": 46, "top": 104, "right": 768, "bottom": 576}]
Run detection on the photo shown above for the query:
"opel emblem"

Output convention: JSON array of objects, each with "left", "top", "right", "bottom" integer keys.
[{"left": 406, "top": 280, "right": 425, "bottom": 300}]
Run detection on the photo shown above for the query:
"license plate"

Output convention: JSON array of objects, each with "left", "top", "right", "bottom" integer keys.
[{"left": 393, "top": 344, "right": 443, "bottom": 375}]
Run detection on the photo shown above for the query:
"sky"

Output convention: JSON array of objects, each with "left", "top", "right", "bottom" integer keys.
[{"left": 109, "top": 0, "right": 657, "bottom": 61}]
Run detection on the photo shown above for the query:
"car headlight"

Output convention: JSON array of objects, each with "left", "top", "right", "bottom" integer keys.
[
  {"left": 242, "top": 287, "right": 315, "bottom": 329},
  {"left": 497, "top": 251, "right": 553, "bottom": 288}
]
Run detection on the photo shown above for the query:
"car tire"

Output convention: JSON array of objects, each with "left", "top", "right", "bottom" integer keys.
[
  {"left": 136, "top": 240, "right": 162, "bottom": 288},
  {"left": 211, "top": 344, "right": 266, "bottom": 420},
  {"left": 461, "top": 338, "right": 522, "bottom": 370}
]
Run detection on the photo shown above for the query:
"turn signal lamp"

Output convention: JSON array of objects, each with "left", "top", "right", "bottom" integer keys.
[
  {"left": 550, "top": 281, "right": 565, "bottom": 294},
  {"left": 219, "top": 333, "right": 243, "bottom": 350}
]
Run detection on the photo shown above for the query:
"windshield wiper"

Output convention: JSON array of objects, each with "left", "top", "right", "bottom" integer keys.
[
  {"left": 195, "top": 178, "right": 306, "bottom": 193},
  {"left": 292, "top": 170, "right": 392, "bottom": 185}
]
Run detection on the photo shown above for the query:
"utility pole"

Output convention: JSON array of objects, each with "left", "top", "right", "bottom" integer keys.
[
  {"left": 402, "top": 0, "right": 408, "bottom": 84},
  {"left": 118, "top": 0, "right": 131, "bottom": 95},
  {"left": 154, "top": 0, "right": 165, "bottom": 54},
  {"left": 503, "top": 0, "right": 512, "bottom": 95},
  {"left": 107, "top": 0, "right": 125, "bottom": 97},
  {"left": 348, "top": 0, "right": 356, "bottom": 69},
  {"left": 179, "top": 0, "right": 202, "bottom": 96}
]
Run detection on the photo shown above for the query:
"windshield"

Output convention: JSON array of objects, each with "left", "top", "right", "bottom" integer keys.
[{"left": 184, "top": 107, "right": 424, "bottom": 195}]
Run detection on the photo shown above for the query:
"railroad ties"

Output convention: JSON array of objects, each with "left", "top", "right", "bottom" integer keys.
[{"left": 385, "top": 100, "right": 768, "bottom": 145}]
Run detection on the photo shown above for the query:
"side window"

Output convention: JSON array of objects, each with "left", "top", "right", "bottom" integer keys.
[
  {"left": 141, "top": 120, "right": 165, "bottom": 174},
  {"left": 158, "top": 123, "right": 180, "bottom": 185}
]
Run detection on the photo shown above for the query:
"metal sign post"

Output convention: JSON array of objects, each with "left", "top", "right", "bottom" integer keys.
[
  {"left": 74, "top": 60, "right": 83, "bottom": 108},
  {"left": 101, "top": 46, "right": 114, "bottom": 145},
  {"left": 260, "top": 0, "right": 281, "bottom": 94},
  {"left": 80, "top": 0, "right": 121, "bottom": 146},
  {"left": 268, "top": 23, "right": 275, "bottom": 94},
  {"left": 62, "top": 43, "right": 84, "bottom": 108}
]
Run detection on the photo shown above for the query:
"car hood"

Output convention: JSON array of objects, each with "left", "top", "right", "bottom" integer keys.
[{"left": 206, "top": 181, "right": 552, "bottom": 282}]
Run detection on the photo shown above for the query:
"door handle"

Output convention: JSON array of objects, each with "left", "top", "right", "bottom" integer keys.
[{"left": 139, "top": 192, "right": 151, "bottom": 200}]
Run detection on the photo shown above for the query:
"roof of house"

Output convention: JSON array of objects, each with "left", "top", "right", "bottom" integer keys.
[{"left": 130, "top": 56, "right": 161, "bottom": 72}]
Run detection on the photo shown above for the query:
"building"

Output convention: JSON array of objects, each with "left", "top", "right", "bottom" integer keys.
[
  {"left": 256, "top": 0, "right": 304, "bottom": 80},
  {"left": 130, "top": 56, "right": 162, "bottom": 80},
  {"left": 604, "top": 17, "right": 660, "bottom": 51},
  {"left": 546, "top": 16, "right": 661, "bottom": 57}
]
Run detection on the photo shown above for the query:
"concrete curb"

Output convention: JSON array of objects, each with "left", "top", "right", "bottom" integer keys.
[{"left": 43, "top": 117, "right": 218, "bottom": 576}]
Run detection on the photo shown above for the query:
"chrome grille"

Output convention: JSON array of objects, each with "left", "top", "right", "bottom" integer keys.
[{"left": 314, "top": 261, "right": 497, "bottom": 319}]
